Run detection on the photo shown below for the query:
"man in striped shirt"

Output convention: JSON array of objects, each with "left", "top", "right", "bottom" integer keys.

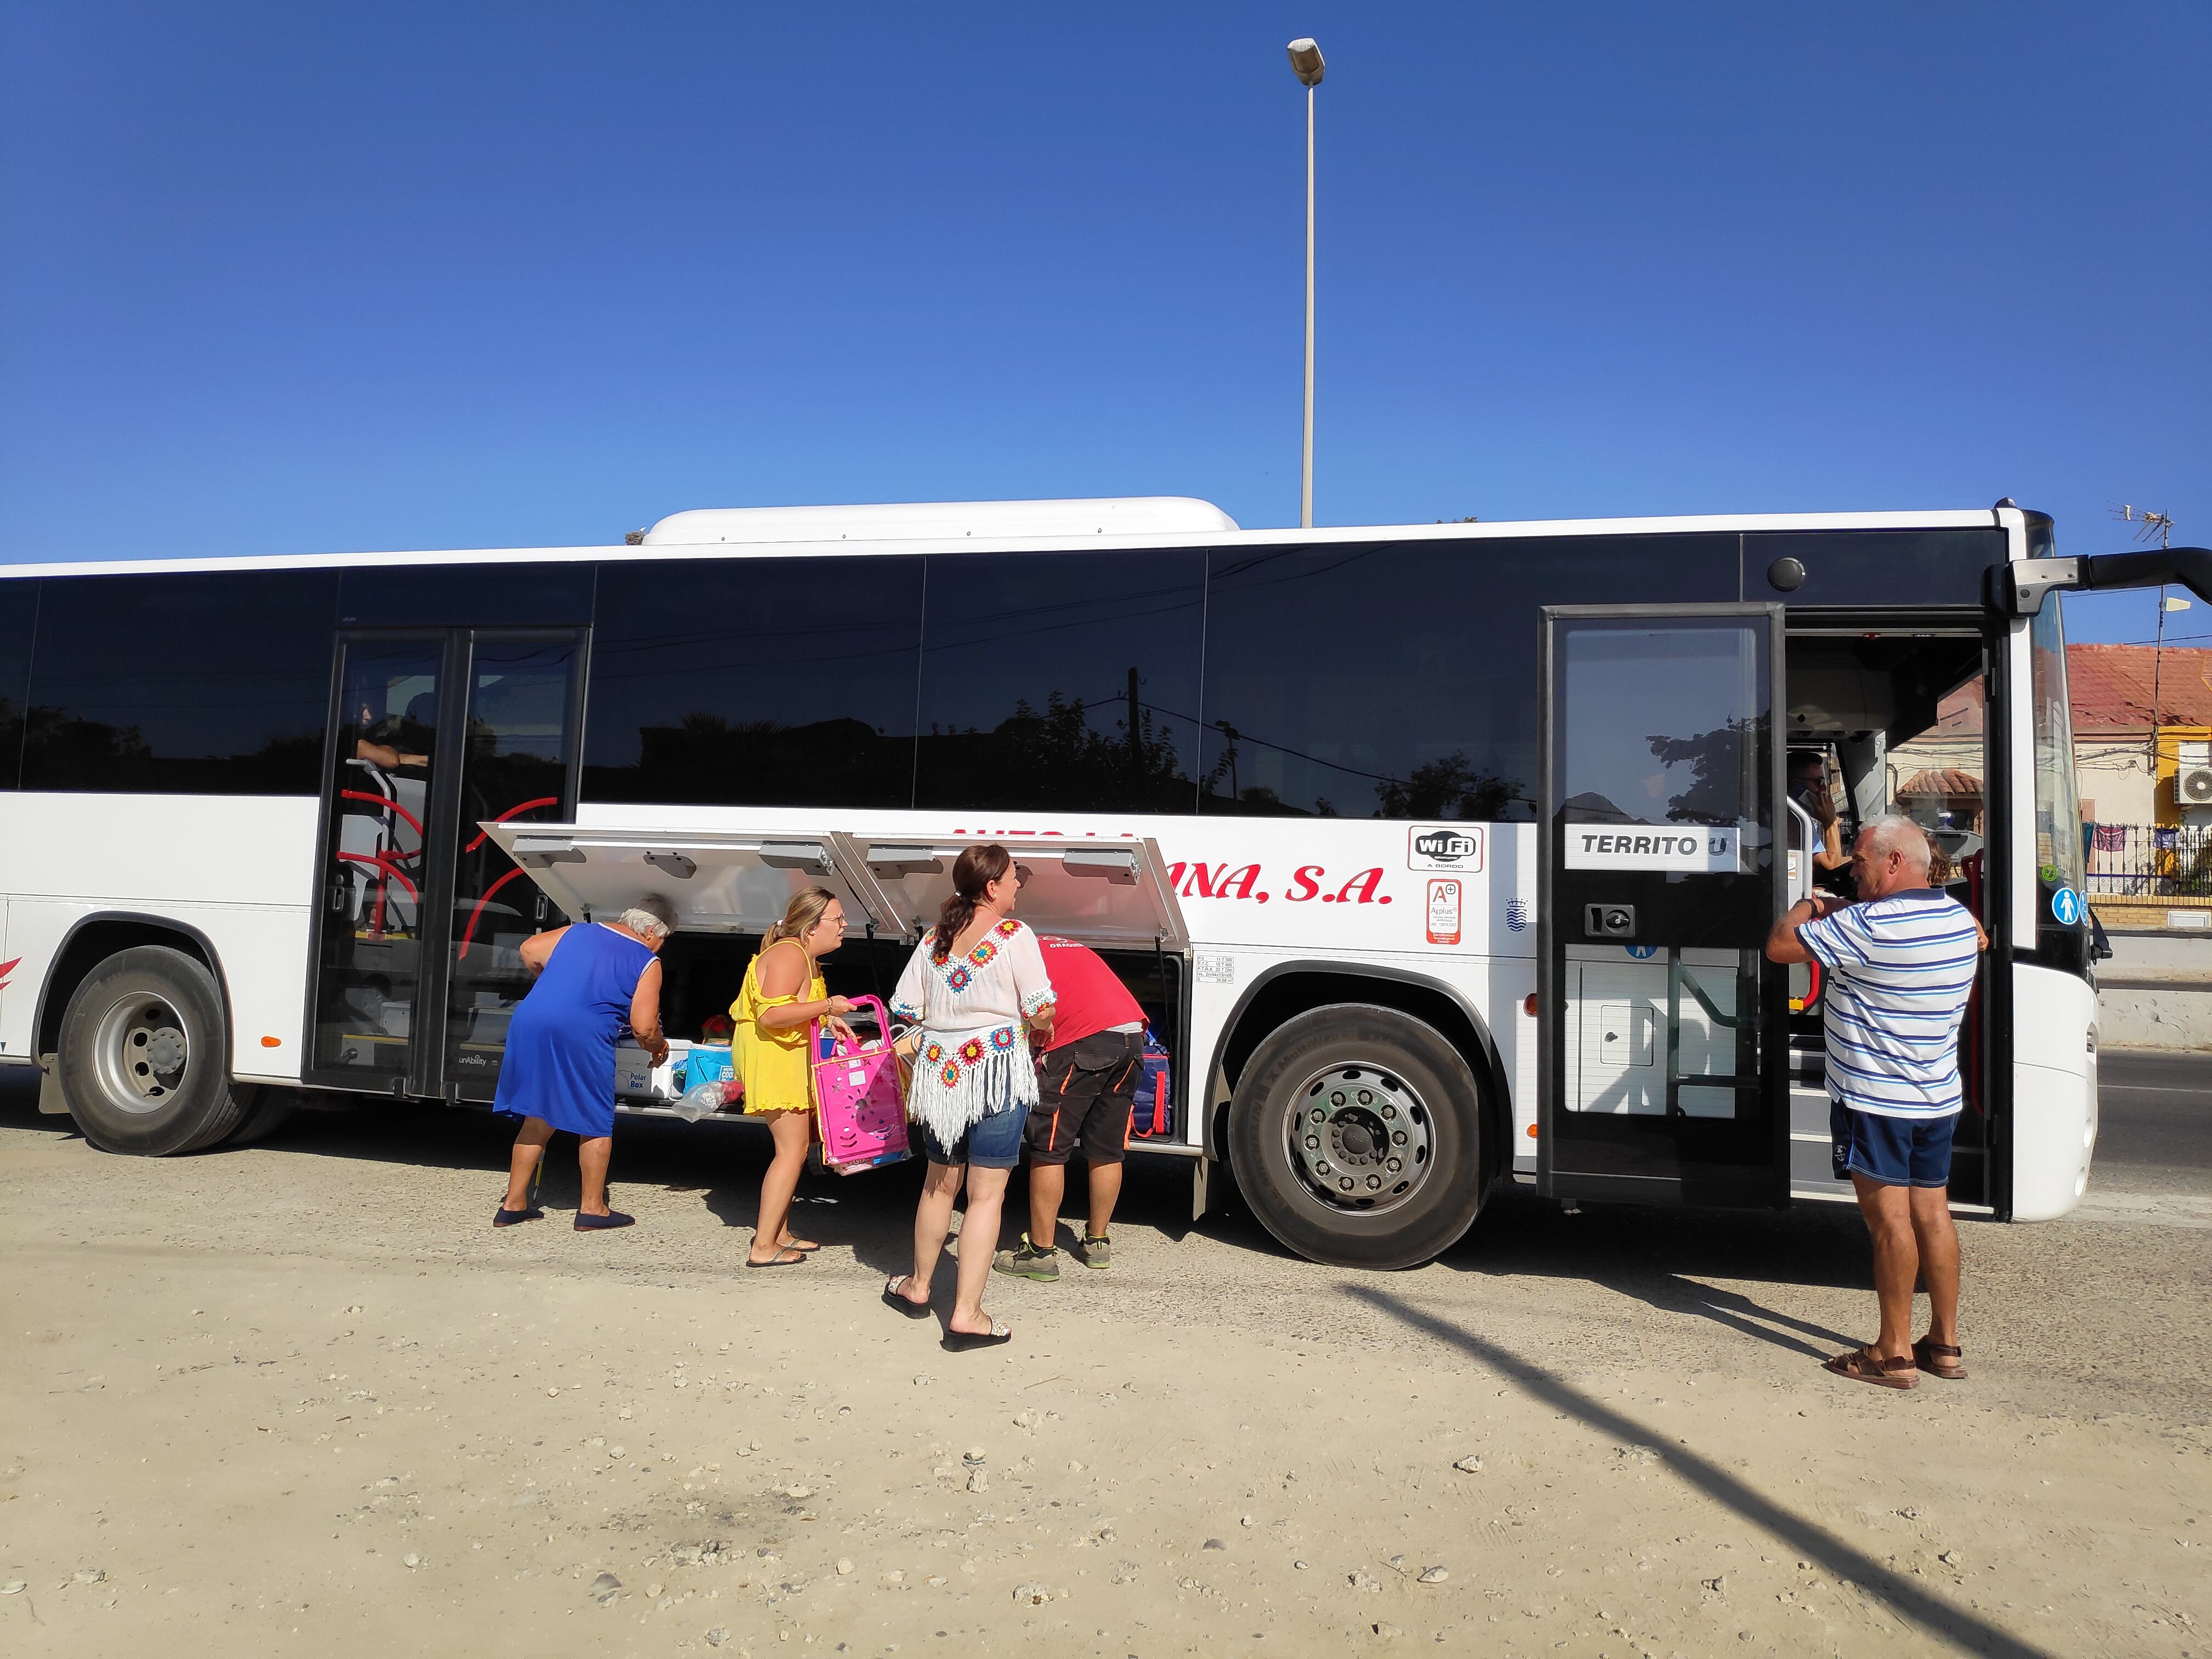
[{"left": 1767, "top": 816, "right": 1988, "bottom": 1390}]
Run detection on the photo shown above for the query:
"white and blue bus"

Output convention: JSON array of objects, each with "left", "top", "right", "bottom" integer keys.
[{"left": 4, "top": 496, "right": 2180, "bottom": 1266}]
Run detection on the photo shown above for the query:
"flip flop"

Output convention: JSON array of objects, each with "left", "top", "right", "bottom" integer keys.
[
  {"left": 493, "top": 1204, "right": 544, "bottom": 1228},
  {"left": 882, "top": 1276, "right": 933, "bottom": 1319},
  {"left": 574, "top": 1210, "right": 636, "bottom": 1231},
  {"left": 1912, "top": 1338, "right": 1967, "bottom": 1380},
  {"left": 1824, "top": 1347, "right": 1917, "bottom": 1389},
  {"left": 747, "top": 1248, "right": 808, "bottom": 1268},
  {"left": 780, "top": 1240, "right": 822, "bottom": 1254},
  {"left": 941, "top": 1319, "right": 1012, "bottom": 1352}
]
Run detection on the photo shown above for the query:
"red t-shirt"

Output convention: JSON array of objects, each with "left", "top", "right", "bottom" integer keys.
[{"left": 1035, "top": 935, "right": 1146, "bottom": 1052}]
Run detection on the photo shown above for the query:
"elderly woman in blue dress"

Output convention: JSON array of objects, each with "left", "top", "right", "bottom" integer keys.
[
  {"left": 881, "top": 845, "right": 1053, "bottom": 1348},
  {"left": 492, "top": 895, "right": 676, "bottom": 1230}
]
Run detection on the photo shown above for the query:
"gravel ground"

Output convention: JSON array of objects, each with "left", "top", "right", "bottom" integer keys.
[{"left": 1, "top": 1076, "right": 2205, "bottom": 1658}]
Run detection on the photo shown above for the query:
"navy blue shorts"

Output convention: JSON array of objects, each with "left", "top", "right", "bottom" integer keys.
[
  {"left": 1830, "top": 1101, "right": 1958, "bottom": 1189},
  {"left": 918, "top": 1102, "right": 1027, "bottom": 1171}
]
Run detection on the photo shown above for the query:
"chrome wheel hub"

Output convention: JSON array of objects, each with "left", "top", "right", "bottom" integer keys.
[
  {"left": 1285, "top": 1062, "right": 1432, "bottom": 1214},
  {"left": 94, "top": 996, "right": 190, "bottom": 1115}
]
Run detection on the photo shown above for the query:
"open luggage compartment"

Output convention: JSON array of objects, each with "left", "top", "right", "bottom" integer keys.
[{"left": 480, "top": 823, "right": 1194, "bottom": 1144}]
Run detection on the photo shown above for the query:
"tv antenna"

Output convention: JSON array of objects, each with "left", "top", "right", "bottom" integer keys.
[{"left": 2114, "top": 503, "right": 2176, "bottom": 549}]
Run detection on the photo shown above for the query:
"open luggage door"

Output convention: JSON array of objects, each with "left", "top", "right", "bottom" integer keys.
[
  {"left": 475, "top": 822, "right": 902, "bottom": 940},
  {"left": 840, "top": 834, "right": 1189, "bottom": 951}
]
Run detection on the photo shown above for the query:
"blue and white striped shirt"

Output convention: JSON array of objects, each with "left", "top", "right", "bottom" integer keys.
[{"left": 1797, "top": 888, "right": 1980, "bottom": 1119}]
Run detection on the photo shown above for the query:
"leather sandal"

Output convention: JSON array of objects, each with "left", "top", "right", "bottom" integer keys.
[
  {"left": 1824, "top": 1347, "right": 1918, "bottom": 1389},
  {"left": 1912, "top": 1338, "right": 1967, "bottom": 1380}
]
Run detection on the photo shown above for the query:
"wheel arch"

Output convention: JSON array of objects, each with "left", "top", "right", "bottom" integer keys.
[
  {"left": 34, "top": 913, "right": 235, "bottom": 1067},
  {"left": 1204, "top": 961, "right": 1513, "bottom": 1187}
]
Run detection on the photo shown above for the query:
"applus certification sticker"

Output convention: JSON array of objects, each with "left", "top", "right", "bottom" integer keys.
[{"left": 1426, "top": 878, "right": 1462, "bottom": 945}]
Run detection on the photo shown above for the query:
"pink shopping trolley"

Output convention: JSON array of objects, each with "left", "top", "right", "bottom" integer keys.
[{"left": 810, "top": 996, "right": 912, "bottom": 1173}]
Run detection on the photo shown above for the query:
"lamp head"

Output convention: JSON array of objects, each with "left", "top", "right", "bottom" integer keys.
[{"left": 1286, "top": 38, "right": 1324, "bottom": 88}]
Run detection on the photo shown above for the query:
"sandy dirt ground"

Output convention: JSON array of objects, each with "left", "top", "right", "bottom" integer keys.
[{"left": 1, "top": 1085, "right": 2206, "bottom": 1658}]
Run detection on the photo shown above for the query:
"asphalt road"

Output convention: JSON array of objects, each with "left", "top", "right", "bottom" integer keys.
[{"left": 2092, "top": 1048, "right": 2212, "bottom": 1195}]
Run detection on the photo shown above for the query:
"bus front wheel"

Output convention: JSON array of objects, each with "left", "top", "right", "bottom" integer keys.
[
  {"left": 1226, "top": 1004, "right": 1485, "bottom": 1270},
  {"left": 58, "top": 946, "right": 252, "bottom": 1155}
]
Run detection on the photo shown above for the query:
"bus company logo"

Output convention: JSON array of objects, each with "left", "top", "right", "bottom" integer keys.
[
  {"left": 0, "top": 957, "right": 16, "bottom": 991},
  {"left": 1408, "top": 826, "right": 1484, "bottom": 872}
]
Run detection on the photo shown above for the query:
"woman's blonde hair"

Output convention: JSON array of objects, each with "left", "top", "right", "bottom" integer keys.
[{"left": 761, "top": 885, "right": 839, "bottom": 953}]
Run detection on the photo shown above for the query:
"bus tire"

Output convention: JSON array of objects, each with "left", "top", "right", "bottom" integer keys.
[
  {"left": 220, "top": 1086, "right": 301, "bottom": 1146},
  {"left": 1226, "top": 1003, "right": 1483, "bottom": 1270},
  {"left": 57, "top": 946, "right": 250, "bottom": 1156}
]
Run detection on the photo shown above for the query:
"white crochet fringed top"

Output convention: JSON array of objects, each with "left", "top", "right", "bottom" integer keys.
[{"left": 889, "top": 917, "right": 1056, "bottom": 1148}]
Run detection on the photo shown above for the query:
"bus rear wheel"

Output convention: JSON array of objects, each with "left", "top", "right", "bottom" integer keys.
[
  {"left": 1227, "top": 1004, "right": 1486, "bottom": 1270},
  {"left": 58, "top": 946, "right": 250, "bottom": 1155}
]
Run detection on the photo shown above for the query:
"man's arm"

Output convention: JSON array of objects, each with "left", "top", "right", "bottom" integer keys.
[{"left": 1764, "top": 892, "right": 1844, "bottom": 965}]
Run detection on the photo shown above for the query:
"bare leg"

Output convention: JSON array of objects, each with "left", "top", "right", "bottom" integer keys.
[
  {"left": 950, "top": 1166, "right": 1011, "bottom": 1336},
  {"left": 1086, "top": 1159, "right": 1124, "bottom": 1239},
  {"left": 577, "top": 1134, "right": 613, "bottom": 1216},
  {"left": 1027, "top": 1162, "right": 1065, "bottom": 1248},
  {"left": 1850, "top": 1173, "right": 1918, "bottom": 1362},
  {"left": 750, "top": 1111, "right": 812, "bottom": 1265},
  {"left": 1908, "top": 1184, "right": 1961, "bottom": 1348},
  {"left": 503, "top": 1118, "right": 554, "bottom": 1211},
  {"left": 898, "top": 1161, "right": 962, "bottom": 1306}
]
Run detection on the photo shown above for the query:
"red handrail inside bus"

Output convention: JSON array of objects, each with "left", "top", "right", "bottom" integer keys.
[{"left": 464, "top": 797, "right": 560, "bottom": 854}]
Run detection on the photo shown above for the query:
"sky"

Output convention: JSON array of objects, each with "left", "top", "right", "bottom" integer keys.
[{"left": 1, "top": 3, "right": 2205, "bottom": 647}]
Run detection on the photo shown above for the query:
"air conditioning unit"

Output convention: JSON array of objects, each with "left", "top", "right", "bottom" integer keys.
[{"left": 2180, "top": 766, "right": 2212, "bottom": 806}]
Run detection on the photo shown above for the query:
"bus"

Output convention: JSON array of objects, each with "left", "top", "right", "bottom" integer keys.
[{"left": 4, "top": 497, "right": 2191, "bottom": 1267}]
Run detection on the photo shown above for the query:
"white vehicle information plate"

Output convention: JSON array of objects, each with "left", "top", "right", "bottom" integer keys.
[{"left": 1564, "top": 825, "right": 1740, "bottom": 873}]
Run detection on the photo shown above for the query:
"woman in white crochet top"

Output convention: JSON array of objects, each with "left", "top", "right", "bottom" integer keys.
[{"left": 883, "top": 844, "right": 1055, "bottom": 1348}]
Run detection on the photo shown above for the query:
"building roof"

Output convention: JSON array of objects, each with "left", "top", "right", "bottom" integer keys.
[
  {"left": 1899, "top": 768, "right": 1983, "bottom": 797},
  {"left": 2068, "top": 644, "right": 2212, "bottom": 732}
]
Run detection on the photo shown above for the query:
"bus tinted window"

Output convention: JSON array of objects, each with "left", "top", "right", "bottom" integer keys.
[
  {"left": 20, "top": 569, "right": 338, "bottom": 794},
  {"left": 337, "top": 561, "right": 595, "bottom": 627},
  {"left": 1746, "top": 529, "right": 2003, "bottom": 607},
  {"left": 584, "top": 555, "right": 924, "bottom": 808},
  {"left": 915, "top": 550, "right": 1204, "bottom": 814},
  {"left": 1199, "top": 535, "right": 1738, "bottom": 819},
  {"left": 0, "top": 580, "right": 34, "bottom": 790}
]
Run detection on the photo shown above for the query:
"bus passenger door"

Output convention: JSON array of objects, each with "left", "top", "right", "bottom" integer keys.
[
  {"left": 305, "top": 629, "right": 586, "bottom": 1100},
  {"left": 1537, "top": 605, "right": 1790, "bottom": 1208}
]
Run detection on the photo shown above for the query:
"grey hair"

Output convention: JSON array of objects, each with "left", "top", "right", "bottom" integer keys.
[
  {"left": 1855, "top": 816, "right": 1931, "bottom": 870},
  {"left": 617, "top": 893, "right": 678, "bottom": 940}
]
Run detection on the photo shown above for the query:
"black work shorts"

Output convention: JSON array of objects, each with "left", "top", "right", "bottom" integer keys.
[{"left": 1026, "top": 1030, "right": 1145, "bottom": 1166}]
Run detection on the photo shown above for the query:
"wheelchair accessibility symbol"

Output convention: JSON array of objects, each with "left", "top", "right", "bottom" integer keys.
[
  {"left": 1624, "top": 944, "right": 1658, "bottom": 960},
  {"left": 2051, "top": 887, "right": 2083, "bottom": 927}
]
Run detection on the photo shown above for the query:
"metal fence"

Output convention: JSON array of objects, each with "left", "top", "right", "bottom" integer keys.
[{"left": 2086, "top": 823, "right": 2212, "bottom": 898}]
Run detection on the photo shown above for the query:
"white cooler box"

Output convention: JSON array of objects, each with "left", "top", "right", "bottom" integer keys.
[{"left": 616, "top": 1037, "right": 693, "bottom": 1103}]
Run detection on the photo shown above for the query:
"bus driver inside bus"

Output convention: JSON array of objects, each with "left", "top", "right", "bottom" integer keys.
[{"left": 354, "top": 691, "right": 433, "bottom": 770}]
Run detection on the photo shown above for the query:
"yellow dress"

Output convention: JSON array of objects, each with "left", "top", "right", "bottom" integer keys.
[{"left": 731, "top": 942, "right": 824, "bottom": 1115}]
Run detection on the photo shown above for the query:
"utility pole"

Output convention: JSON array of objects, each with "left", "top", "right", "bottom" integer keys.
[
  {"left": 2116, "top": 505, "right": 2182, "bottom": 799},
  {"left": 1287, "top": 38, "right": 1325, "bottom": 529}
]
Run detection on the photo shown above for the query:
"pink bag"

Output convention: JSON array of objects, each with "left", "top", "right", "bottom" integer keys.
[{"left": 810, "top": 996, "right": 912, "bottom": 1173}]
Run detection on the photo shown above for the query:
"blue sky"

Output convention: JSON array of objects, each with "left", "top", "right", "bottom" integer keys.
[{"left": 2, "top": 3, "right": 2204, "bottom": 647}]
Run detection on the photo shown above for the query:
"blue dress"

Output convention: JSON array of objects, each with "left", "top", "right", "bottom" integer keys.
[{"left": 493, "top": 924, "right": 658, "bottom": 1138}]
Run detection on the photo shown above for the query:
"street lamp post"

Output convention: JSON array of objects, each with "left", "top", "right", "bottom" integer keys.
[{"left": 1287, "top": 37, "right": 1324, "bottom": 530}]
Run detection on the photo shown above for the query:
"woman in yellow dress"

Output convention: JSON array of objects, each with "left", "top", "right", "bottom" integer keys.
[{"left": 732, "top": 887, "right": 857, "bottom": 1267}]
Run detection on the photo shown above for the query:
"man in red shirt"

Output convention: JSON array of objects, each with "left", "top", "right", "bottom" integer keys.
[{"left": 994, "top": 935, "right": 1149, "bottom": 1282}]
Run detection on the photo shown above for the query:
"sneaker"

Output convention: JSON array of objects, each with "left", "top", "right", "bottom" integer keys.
[
  {"left": 992, "top": 1233, "right": 1059, "bottom": 1281},
  {"left": 1075, "top": 1234, "right": 1111, "bottom": 1270}
]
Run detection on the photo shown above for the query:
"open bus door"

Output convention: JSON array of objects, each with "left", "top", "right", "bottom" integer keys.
[{"left": 1537, "top": 604, "right": 1791, "bottom": 1208}]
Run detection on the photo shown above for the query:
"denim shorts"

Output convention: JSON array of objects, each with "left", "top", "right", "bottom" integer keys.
[
  {"left": 1830, "top": 1100, "right": 1959, "bottom": 1189},
  {"left": 918, "top": 1103, "right": 1027, "bottom": 1171}
]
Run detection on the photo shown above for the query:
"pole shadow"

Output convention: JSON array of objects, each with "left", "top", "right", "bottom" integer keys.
[{"left": 1351, "top": 1283, "right": 2054, "bottom": 1659}]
